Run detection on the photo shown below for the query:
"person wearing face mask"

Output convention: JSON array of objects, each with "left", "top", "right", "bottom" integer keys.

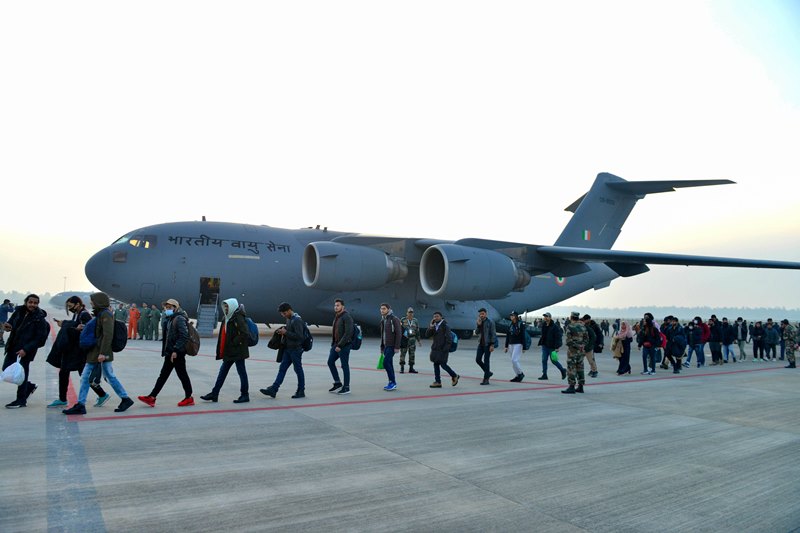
[
  {"left": 683, "top": 317, "right": 706, "bottom": 368},
  {"left": 751, "top": 321, "right": 765, "bottom": 361},
  {"left": 137, "top": 299, "right": 194, "bottom": 408},
  {"left": 636, "top": 313, "right": 661, "bottom": 375},
  {"left": 46, "top": 296, "right": 110, "bottom": 408},
  {"left": 201, "top": 298, "right": 250, "bottom": 403}
]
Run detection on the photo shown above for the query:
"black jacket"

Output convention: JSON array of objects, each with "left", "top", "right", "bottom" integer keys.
[
  {"left": 46, "top": 309, "right": 92, "bottom": 371},
  {"left": 538, "top": 321, "right": 563, "bottom": 350},
  {"left": 4, "top": 305, "right": 49, "bottom": 361},
  {"left": 163, "top": 309, "right": 190, "bottom": 356},
  {"left": 426, "top": 320, "right": 453, "bottom": 364}
]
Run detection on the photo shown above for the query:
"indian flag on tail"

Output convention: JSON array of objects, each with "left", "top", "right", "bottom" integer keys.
[{"left": 582, "top": 230, "right": 591, "bottom": 241}]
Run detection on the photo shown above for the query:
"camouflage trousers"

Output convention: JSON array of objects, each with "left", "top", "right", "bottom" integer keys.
[
  {"left": 400, "top": 341, "right": 417, "bottom": 366},
  {"left": 567, "top": 349, "right": 585, "bottom": 385},
  {"left": 788, "top": 347, "right": 796, "bottom": 364}
]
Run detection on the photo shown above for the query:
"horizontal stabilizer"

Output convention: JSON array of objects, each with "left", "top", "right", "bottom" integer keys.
[{"left": 538, "top": 246, "right": 800, "bottom": 270}]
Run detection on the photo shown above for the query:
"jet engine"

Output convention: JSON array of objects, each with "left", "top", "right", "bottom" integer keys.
[
  {"left": 303, "top": 242, "right": 407, "bottom": 290},
  {"left": 420, "top": 244, "right": 531, "bottom": 300}
]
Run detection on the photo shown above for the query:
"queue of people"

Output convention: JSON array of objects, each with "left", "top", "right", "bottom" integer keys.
[{"left": 3, "top": 294, "right": 798, "bottom": 412}]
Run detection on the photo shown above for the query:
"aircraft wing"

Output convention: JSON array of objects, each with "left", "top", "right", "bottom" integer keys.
[{"left": 537, "top": 246, "right": 800, "bottom": 277}]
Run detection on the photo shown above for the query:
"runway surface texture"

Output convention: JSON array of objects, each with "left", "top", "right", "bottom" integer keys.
[{"left": 2, "top": 322, "right": 798, "bottom": 532}]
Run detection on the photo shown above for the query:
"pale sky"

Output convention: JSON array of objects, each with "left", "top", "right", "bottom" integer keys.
[{"left": 2, "top": 0, "right": 799, "bottom": 308}]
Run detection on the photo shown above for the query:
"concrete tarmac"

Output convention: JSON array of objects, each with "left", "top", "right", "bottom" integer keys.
[{"left": 1, "top": 328, "right": 798, "bottom": 532}]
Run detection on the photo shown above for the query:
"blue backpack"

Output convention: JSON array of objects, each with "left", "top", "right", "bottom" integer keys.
[
  {"left": 351, "top": 323, "right": 363, "bottom": 351},
  {"left": 79, "top": 318, "right": 97, "bottom": 349},
  {"left": 449, "top": 330, "right": 459, "bottom": 352},
  {"left": 245, "top": 317, "right": 259, "bottom": 347}
]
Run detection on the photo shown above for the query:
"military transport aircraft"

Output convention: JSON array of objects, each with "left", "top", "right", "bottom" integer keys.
[{"left": 85, "top": 173, "right": 800, "bottom": 336}]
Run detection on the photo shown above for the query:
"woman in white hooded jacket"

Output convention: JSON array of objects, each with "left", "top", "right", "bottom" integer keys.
[{"left": 201, "top": 298, "right": 250, "bottom": 403}]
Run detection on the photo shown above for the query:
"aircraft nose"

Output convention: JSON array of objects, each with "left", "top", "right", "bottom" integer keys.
[{"left": 85, "top": 248, "right": 110, "bottom": 289}]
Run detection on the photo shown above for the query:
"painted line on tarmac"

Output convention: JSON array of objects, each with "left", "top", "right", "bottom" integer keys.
[{"left": 69, "top": 365, "right": 785, "bottom": 423}]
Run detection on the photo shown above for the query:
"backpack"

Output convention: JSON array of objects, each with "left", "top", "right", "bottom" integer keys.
[
  {"left": 184, "top": 320, "right": 201, "bottom": 356},
  {"left": 592, "top": 323, "right": 604, "bottom": 353},
  {"left": 244, "top": 317, "right": 259, "bottom": 347},
  {"left": 79, "top": 318, "right": 97, "bottom": 349},
  {"left": 659, "top": 331, "right": 668, "bottom": 349},
  {"left": 301, "top": 322, "right": 313, "bottom": 352},
  {"left": 37, "top": 319, "right": 51, "bottom": 348},
  {"left": 351, "top": 323, "right": 363, "bottom": 351},
  {"left": 673, "top": 333, "right": 688, "bottom": 355},
  {"left": 449, "top": 330, "right": 459, "bottom": 352},
  {"left": 522, "top": 327, "right": 532, "bottom": 351},
  {"left": 111, "top": 319, "right": 127, "bottom": 352}
]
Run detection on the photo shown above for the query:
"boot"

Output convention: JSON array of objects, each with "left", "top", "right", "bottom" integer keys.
[
  {"left": 200, "top": 393, "right": 218, "bottom": 402},
  {"left": 400, "top": 364, "right": 405, "bottom": 374},
  {"left": 233, "top": 394, "right": 250, "bottom": 403},
  {"left": 785, "top": 362, "right": 796, "bottom": 368},
  {"left": 291, "top": 390, "right": 305, "bottom": 399},
  {"left": 408, "top": 365, "right": 418, "bottom": 374},
  {"left": 575, "top": 384, "right": 584, "bottom": 393},
  {"left": 561, "top": 385, "right": 575, "bottom": 394},
  {"left": 537, "top": 374, "right": 548, "bottom": 380}
]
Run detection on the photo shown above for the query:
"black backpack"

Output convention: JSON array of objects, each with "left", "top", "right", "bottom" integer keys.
[
  {"left": 301, "top": 322, "right": 313, "bottom": 352},
  {"left": 351, "top": 323, "right": 363, "bottom": 350}
]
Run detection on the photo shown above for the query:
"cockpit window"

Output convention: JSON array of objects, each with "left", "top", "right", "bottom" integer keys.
[{"left": 113, "top": 234, "right": 157, "bottom": 249}]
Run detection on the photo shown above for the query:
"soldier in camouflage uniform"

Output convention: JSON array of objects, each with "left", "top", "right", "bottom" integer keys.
[
  {"left": 399, "top": 307, "right": 421, "bottom": 374},
  {"left": 562, "top": 311, "right": 589, "bottom": 394},
  {"left": 782, "top": 319, "right": 797, "bottom": 368}
]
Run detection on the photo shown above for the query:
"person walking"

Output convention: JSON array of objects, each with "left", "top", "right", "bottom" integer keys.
[
  {"left": 504, "top": 311, "right": 526, "bottom": 382},
  {"left": 475, "top": 308, "right": 497, "bottom": 385},
  {"left": 46, "top": 296, "right": 110, "bottom": 408},
  {"left": 426, "top": 312, "right": 459, "bottom": 388},
  {"left": 62, "top": 292, "right": 134, "bottom": 415},
  {"left": 137, "top": 299, "right": 194, "bottom": 407},
  {"left": 538, "top": 312, "right": 567, "bottom": 380},
  {"left": 327, "top": 299, "right": 354, "bottom": 395},
  {"left": 260, "top": 302, "right": 307, "bottom": 399},
  {"left": 613, "top": 321, "right": 634, "bottom": 375},
  {"left": 378, "top": 303, "right": 402, "bottom": 391},
  {"left": 201, "top": 298, "right": 250, "bottom": 403},
  {"left": 2, "top": 294, "right": 49, "bottom": 408}
]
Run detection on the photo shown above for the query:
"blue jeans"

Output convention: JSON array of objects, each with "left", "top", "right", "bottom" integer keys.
[
  {"left": 382, "top": 346, "right": 396, "bottom": 384},
  {"left": 328, "top": 344, "right": 351, "bottom": 387},
  {"left": 79, "top": 362, "right": 128, "bottom": 404},
  {"left": 642, "top": 347, "right": 656, "bottom": 372},
  {"left": 212, "top": 359, "right": 248, "bottom": 395},
  {"left": 686, "top": 344, "right": 705, "bottom": 366},
  {"left": 722, "top": 344, "right": 737, "bottom": 362},
  {"left": 541, "top": 346, "right": 565, "bottom": 375},
  {"left": 272, "top": 347, "right": 305, "bottom": 392}
]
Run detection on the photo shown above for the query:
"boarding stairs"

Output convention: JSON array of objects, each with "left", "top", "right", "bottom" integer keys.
[{"left": 195, "top": 294, "right": 219, "bottom": 337}]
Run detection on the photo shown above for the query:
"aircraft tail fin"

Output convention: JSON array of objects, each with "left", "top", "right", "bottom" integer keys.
[{"left": 554, "top": 173, "right": 733, "bottom": 249}]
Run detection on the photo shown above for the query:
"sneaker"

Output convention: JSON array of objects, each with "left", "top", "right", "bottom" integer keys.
[
  {"left": 408, "top": 367, "right": 418, "bottom": 374},
  {"left": 177, "top": 397, "right": 194, "bottom": 407},
  {"left": 337, "top": 386, "right": 350, "bottom": 395},
  {"left": 650, "top": 368, "right": 656, "bottom": 374},
  {"left": 291, "top": 391, "right": 305, "bottom": 399},
  {"left": 114, "top": 397, "right": 134, "bottom": 412},
  {"left": 138, "top": 395, "right": 156, "bottom": 407},
  {"left": 682, "top": 362, "right": 690, "bottom": 368},
  {"left": 260, "top": 387, "right": 276, "bottom": 398},
  {"left": 62, "top": 402, "right": 86, "bottom": 415},
  {"left": 95, "top": 394, "right": 111, "bottom": 407},
  {"left": 480, "top": 379, "right": 490, "bottom": 385},
  {"left": 537, "top": 375, "right": 548, "bottom": 380},
  {"left": 26, "top": 383, "right": 37, "bottom": 399},
  {"left": 451, "top": 375, "right": 459, "bottom": 386},
  {"left": 384, "top": 382, "right": 397, "bottom": 391},
  {"left": 641, "top": 371, "right": 650, "bottom": 375},
  {"left": 429, "top": 382, "right": 442, "bottom": 388},
  {"left": 328, "top": 383, "right": 342, "bottom": 393},
  {"left": 47, "top": 399, "right": 68, "bottom": 408},
  {"left": 5, "top": 399, "right": 26, "bottom": 409}
]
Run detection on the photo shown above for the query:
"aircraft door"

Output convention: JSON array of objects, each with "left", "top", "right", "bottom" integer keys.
[
  {"left": 200, "top": 277, "right": 221, "bottom": 305},
  {"left": 140, "top": 283, "right": 156, "bottom": 300}
]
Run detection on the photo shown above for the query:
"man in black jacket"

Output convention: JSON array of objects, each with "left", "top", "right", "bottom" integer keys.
[
  {"left": 327, "top": 299, "right": 354, "bottom": 395},
  {"left": 537, "top": 312, "right": 567, "bottom": 380},
  {"left": 2, "top": 294, "right": 50, "bottom": 408},
  {"left": 426, "top": 312, "right": 459, "bottom": 388}
]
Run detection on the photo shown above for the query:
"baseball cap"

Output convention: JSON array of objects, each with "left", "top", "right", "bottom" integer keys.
[{"left": 162, "top": 298, "right": 180, "bottom": 307}]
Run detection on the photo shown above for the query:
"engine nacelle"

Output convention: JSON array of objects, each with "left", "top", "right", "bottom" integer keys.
[
  {"left": 420, "top": 244, "right": 531, "bottom": 300},
  {"left": 303, "top": 242, "right": 407, "bottom": 290}
]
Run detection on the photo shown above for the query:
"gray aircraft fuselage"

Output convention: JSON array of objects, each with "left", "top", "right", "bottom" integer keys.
[{"left": 84, "top": 221, "right": 612, "bottom": 329}]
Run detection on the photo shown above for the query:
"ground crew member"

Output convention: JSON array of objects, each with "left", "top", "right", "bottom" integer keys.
[
  {"left": 139, "top": 302, "right": 151, "bottom": 339},
  {"left": 782, "top": 319, "right": 797, "bottom": 369},
  {"left": 128, "top": 303, "right": 140, "bottom": 339},
  {"left": 149, "top": 304, "right": 162, "bottom": 341},
  {"left": 562, "top": 311, "right": 588, "bottom": 394}
]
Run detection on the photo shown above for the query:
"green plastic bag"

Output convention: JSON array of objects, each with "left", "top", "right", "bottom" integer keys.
[
  {"left": 550, "top": 350, "right": 559, "bottom": 363},
  {"left": 377, "top": 353, "right": 385, "bottom": 370}
]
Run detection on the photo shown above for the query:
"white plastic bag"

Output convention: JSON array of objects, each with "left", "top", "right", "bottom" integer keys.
[{"left": 1, "top": 357, "right": 25, "bottom": 386}]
